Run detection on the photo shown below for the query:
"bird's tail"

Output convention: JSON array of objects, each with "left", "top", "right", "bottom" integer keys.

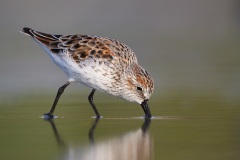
[{"left": 20, "top": 27, "right": 62, "bottom": 46}]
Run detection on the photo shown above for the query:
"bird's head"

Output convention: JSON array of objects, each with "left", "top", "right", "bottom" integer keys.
[{"left": 121, "top": 64, "right": 154, "bottom": 118}]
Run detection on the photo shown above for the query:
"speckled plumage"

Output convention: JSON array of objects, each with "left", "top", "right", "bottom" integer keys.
[{"left": 21, "top": 27, "right": 154, "bottom": 118}]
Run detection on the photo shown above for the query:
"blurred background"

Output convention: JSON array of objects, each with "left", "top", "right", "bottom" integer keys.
[
  {"left": 0, "top": 1, "right": 240, "bottom": 160},
  {"left": 1, "top": 0, "right": 239, "bottom": 101}
]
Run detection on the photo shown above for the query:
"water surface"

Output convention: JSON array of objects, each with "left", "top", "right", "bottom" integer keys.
[{"left": 0, "top": 92, "right": 239, "bottom": 160}]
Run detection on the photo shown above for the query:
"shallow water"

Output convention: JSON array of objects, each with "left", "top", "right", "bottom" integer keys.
[{"left": 0, "top": 91, "right": 239, "bottom": 160}]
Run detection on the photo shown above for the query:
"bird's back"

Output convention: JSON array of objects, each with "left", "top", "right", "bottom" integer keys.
[{"left": 21, "top": 27, "right": 138, "bottom": 65}]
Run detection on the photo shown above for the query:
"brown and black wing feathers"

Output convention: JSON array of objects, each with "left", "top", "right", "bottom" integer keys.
[{"left": 21, "top": 28, "right": 137, "bottom": 64}]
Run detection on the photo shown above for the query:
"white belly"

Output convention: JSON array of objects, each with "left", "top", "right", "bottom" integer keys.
[{"left": 50, "top": 53, "right": 115, "bottom": 93}]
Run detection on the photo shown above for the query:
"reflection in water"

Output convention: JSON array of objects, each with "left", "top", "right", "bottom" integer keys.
[
  {"left": 48, "top": 120, "right": 65, "bottom": 147},
  {"left": 88, "top": 118, "right": 100, "bottom": 144},
  {"left": 47, "top": 119, "right": 153, "bottom": 160}
]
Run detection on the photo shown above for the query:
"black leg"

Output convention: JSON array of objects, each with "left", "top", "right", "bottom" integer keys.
[
  {"left": 44, "top": 81, "right": 71, "bottom": 119},
  {"left": 88, "top": 89, "right": 101, "bottom": 118}
]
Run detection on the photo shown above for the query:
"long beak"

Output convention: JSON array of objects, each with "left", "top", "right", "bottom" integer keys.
[{"left": 141, "top": 99, "right": 152, "bottom": 118}]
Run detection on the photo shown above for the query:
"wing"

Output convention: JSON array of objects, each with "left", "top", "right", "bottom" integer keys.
[{"left": 21, "top": 27, "right": 138, "bottom": 64}]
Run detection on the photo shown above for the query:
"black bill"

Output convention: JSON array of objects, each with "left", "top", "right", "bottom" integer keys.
[{"left": 141, "top": 99, "right": 152, "bottom": 118}]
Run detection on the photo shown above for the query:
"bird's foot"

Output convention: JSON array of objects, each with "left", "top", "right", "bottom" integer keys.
[
  {"left": 91, "top": 115, "right": 102, "bottom": 119},
  {"left": 145, "top": 114, "right": 152, "bottom": 119},
  {"left": 43, "top": 113, "right": 54, "bottom": 120}
]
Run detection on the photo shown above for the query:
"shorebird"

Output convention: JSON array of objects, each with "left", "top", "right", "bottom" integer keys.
[{"left": 21, "top": 27, "right": 154, "bottom": 119}]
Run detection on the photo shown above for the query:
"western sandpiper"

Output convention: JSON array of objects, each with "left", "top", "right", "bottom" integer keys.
[{"left": 21, "top": 27, "right": 154, "bottom": 119}]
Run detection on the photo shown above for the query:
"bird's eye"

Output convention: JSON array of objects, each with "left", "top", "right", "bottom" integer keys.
[{"left": 137, "top": 87, "right": 143, "bottom": 91}]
